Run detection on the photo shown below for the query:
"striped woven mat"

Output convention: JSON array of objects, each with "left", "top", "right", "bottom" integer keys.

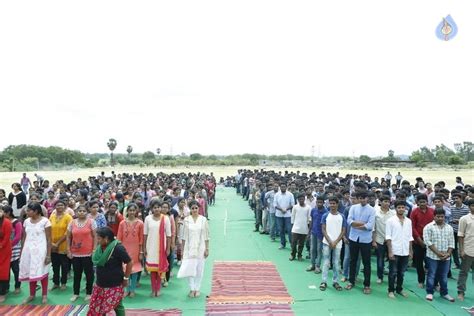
[
  {"left": 206, "top": 303, "right": 294, "bottom": 315},
  {"left": 0, "top": 304, "right": 86, "bottom": 316},
  {"left": 125, "top": 308, "right": 182, "bottom": 315},
  {"left": 207, "top": 261, "right": 293, "bottom": 305}
]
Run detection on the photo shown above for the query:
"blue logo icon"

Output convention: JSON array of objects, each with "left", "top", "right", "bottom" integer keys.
[{"left": 436, "top": 15, "right": 457, "bottom": 41}]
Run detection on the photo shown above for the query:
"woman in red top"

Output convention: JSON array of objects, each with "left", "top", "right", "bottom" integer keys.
[
  {"left": 106, "top": 202, "right": 124, "bottom": 236},
  {"left": 0, "top": 207, "right": 13, "bottom": 303},
  {"left": 67, "top": 204, "right": 97, "bottom": 302},
  {"left": 117, "top": 203, "right": 144, "bottom": 298}
]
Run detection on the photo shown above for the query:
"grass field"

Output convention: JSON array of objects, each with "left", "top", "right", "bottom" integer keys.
[{"left": 1, "top": 165, "right": 472, "bottom": 191}]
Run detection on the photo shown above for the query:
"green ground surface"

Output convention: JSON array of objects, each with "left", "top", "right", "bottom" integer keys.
[{"left": 2, "top": 187, "right": 473, "bottom": 315}]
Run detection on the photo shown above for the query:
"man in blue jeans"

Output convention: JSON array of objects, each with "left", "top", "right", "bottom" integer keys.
[
  {"left": 307, "top": 197, "right": 327, "bottom": 274},
  {"left": 274, "top": 183, "right": 295, "bottom": 249},
  {"left": 423, "top": 208, "right": 455, "bottom": 302},
  {"left": 372, "top": 195, "right": 395, "bottom": 284}
]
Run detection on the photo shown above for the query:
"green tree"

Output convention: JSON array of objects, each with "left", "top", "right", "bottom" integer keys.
[
  {"left": 143, "top": 151, "right": 155, "bottom": 163},
  {"left": 126, "top": 145, "right": 133, "bottom": 159},
  {"left": 107, "top": 138, "right": 117, "bottom": 166},
  {"left": 448, "top": 155, "right": 465, "bottom": 165},
  {"left": 454, "top": 141, "right": 473, "bottom": 161},
  {"left": 359, "top": 155, "right": 371, "bottom": 163},
  {"left": 190, "top": 153, "right": 203, "bottom": 161}
]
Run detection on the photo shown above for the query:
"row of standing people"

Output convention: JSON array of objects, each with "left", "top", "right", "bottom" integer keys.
[{"left": 235, "top": 170, "right": 473, "bottom": 303}]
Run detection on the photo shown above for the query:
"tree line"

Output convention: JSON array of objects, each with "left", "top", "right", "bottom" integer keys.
[{"left": 0, "top": 140, "right": 472, "bottom": 171}]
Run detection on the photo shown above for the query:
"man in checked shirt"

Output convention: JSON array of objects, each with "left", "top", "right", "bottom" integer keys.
[{"left": 423, "top": 208, "right": 455, "bottom": 302}]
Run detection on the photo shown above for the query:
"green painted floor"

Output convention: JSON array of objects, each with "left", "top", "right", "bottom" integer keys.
[{"left": 3, "top": 187, "right": 473, "bottom": 315}]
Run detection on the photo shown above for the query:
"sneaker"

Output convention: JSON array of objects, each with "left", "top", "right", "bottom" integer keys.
[
  {"left": 377, "top": 279, "right": 382, "bottom": 284},
  {"left": 314, "top": 267, "right": 322, "bottom": 274},
  {"left": 442, "top": 294, "right": 455, "bottom": 302},
  {"left": 458, "top": 292, "right": 465, "bottom": 301},
  {"left": 70, "top": 295, "right": 79, "bottom": 302},
  {"left": 49, "top": 284, "right": 59, "bottom": 291},
  {"left": 397, "top": 291, "right": 409, "bottom": 298},
  {"left": 426, "top": 294, "right": 433, "bottom": 301},
  {"left": 388, "top": 292, "right": 395, "bottom": 299},
  {"left": 306, "top": 265, "right": 315, "bottom": 272}
]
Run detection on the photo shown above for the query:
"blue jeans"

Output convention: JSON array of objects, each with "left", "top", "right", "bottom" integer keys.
[
  {"left": 388, "top": 255, "right": 408, "bottom": 293},
  {"left": 310, "top": 234, "right": 323, "bottom": 268},
  {"left": 276, "top": 217, "right": 292, "bottom": 247},
  {"left": 343, "top": 242, "right": 360, "bottom": 279},
  {"left": 376, "top": 242, "right": 388, "bottom": 280},
  {"left": 128, "top": 272, "right": 139, "bottom": 292},
  {"left": 426, "top": 257, "right": 450, "bottom": 296},
  {"left": 269, "top": 213, "right": 277, "bottom": 239},
  {"left": 322, "top": 245, "right": 341, "bottom": 283}
]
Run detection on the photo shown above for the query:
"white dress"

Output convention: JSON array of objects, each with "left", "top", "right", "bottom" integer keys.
[
  {"left": 19, "top": 217, "right": 52, "bottom": 281},
  {"left": 177, "top": 215, "right": 209, "bottom": 278},
  {"left": 144, "top": 215, "right": 171, "bottom": 267}
]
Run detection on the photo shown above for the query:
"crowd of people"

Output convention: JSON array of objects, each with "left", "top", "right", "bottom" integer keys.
[
  {"left": 0, "top": 171, "right": 215, "bottom": 316},
  {"left": 234, "top": 169, "right": 473, "bottom": 302}
]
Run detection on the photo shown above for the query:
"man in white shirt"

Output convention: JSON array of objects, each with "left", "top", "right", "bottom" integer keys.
[
  {"left": 274, "top": 183, "right": 295, "bottom": 250},
  {"left": 457, "top": 199, "right": 474, "bottom": 301},
  {"left": 373, "top": 195, "right": 395, "bottom": 284},
  {"left": 320, "top": 196, "right": 346, "bottom": 291},
  {"left": 386, "top": 200, "right": 413, "bottom": 298},
  {"left": 290, "top": 194, "right": 311, "bottom": 261}
]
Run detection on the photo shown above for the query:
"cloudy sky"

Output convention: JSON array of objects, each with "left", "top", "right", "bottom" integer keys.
[{"left": 1, "top": 0, "right": 472, "bottom": 157}]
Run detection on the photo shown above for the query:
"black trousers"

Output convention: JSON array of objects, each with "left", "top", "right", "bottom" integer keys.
[
  {"left": 349, "top": 240, "right": 372, "bottom": 287},
  {"left": 453, "top": 232, "right": 460, "bottom": 267},
  {"left": 51, "top": 253, "right": 70, "bottom": 286},
  {"left": 291, "top": 233, "right": 307, "bottom": 258},
  {"left": 9, "top": 259, "right": 21, "bottom": 291},
  {"left": 413, "top": 243, "right": 427, "bottom": 284},
  {"left": 0, "top": 280, "right": 8, "bottom": 295},
  {"left": 72, "top": 256, "right": 94, "bottom": 295}
]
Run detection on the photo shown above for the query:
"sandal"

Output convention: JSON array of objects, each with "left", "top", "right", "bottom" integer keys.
[
  {"left": 319, "top": 282, "right": 327, "bottom": 291},
  {"left": 363, "top": 287, "right": 371, "bottom": 295},
  {"left": 345, "top": 283, "right": 354, "bottom": 290},
  {"left": 333, "top": 282, "right": 343, "bottom": 291}
]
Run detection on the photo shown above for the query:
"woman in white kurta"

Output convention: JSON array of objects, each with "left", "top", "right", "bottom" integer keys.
[
  {"left": 177, "top": 200, "right": 209, "bottom": 298},
  {"left": 143, "top": 202, "right": 171, "bottom": 297},
  {"left": 19, "top": 202, "right": 52, "bottom": 304}
]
